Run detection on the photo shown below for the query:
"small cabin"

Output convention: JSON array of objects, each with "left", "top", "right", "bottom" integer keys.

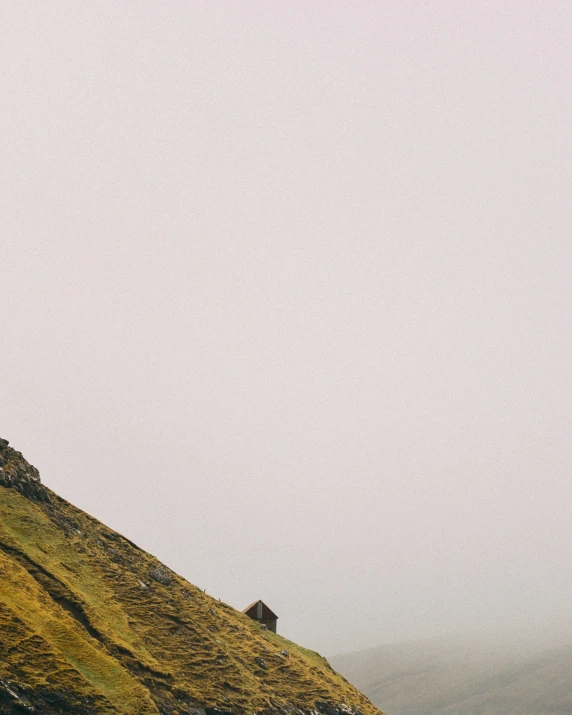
[{"left": 242, "top": 600, "right": 278, "bottom": 633}]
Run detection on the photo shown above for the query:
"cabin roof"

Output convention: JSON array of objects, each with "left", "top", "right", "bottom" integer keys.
[{"left": 242, "top": 599, "right": 278, "bottom": 620}]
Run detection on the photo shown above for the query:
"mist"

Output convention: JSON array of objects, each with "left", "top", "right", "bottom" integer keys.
[{"left": 1, "top": 2, "right": 571, "bottom": 656}]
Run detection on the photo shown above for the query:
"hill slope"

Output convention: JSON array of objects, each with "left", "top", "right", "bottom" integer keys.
[
  {"left": 0, "top": 439, "right": 383, "bottom": 715},
  {"left": 331, "top": 636, "right": 572, "bottom": 715}
]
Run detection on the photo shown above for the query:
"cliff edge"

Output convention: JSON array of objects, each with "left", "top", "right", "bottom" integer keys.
[{"left": 0, "top": 440, "right": 384, "bottom": 715}]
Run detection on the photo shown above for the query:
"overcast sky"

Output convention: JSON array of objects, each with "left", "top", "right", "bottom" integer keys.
[{"left": 1, "top": 1, "right": 571, "bottom": 656}]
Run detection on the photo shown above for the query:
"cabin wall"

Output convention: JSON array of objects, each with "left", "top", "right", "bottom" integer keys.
[
  {"left": 262, "top": 618, "right": 277, "bottom": 633},
  {"left": 243, "top": 602, "right": 278, "bottom": 633}
]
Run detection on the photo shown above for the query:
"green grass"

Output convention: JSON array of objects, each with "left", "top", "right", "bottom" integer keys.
[{"left": 0, "top": 443, "right": 384, "bottom": 715}]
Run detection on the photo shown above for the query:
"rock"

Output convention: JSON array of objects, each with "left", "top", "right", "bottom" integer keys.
[
  {"left": 254, "top": 657, "right": 268, "bottom": 670},
  {"left": 0, "top": 678, "right": 36, "bottom": 712},
  {"left": 0, "top": 439, "right": 49, "bottom": 502},
  {"left": 149, "top": 567, "right": 172, "bottom": 585},
  {"left": 317, "top": 701, "right": 350, "bottom": 715},
  {"left": 280, "top": 649, "right": 289, "bottom": 658}
]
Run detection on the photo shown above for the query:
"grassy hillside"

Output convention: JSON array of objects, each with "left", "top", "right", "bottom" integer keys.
[
  {"left": 0, "top": 439, "right": 384, "bottom": 715},
  {"left": 331, "top": 635, "right": 572, "bottom": 715}
]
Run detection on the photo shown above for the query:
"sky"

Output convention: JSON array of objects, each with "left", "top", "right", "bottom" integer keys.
[{"left": 1, "top": 1, "right": 571, "bottom": 656}]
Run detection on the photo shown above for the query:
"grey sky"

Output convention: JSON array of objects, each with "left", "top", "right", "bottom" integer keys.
[{"left": 1, "top": 2, "right": 571, "bottom": 655}]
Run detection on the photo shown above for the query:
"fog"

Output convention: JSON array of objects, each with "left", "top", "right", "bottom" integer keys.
[{"left": 1, "top": 2, "right": 571, "bottom": 656}]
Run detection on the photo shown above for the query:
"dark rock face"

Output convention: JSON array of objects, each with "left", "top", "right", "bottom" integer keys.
[
  {"left": 0, "top": 440, "right": 48, "bottom": 503},
  {"left": 0, "top": 677, "right": 100, "bottom": 714},
  {"left": 149, "top": 567, "right": 172, "bottom": 586}
]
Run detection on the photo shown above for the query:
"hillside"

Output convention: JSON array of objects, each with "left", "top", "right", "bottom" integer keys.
[
  {"left": 331, "top": 635, "right": 572, "bottom": 715},
  {"left": 0, "top": 439, "right": 384, "bottom": 715}
]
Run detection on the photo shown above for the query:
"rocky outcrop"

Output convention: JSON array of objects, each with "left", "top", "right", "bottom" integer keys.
[{"left": 0, "top": 440, "right": 48, "bottom": 502}]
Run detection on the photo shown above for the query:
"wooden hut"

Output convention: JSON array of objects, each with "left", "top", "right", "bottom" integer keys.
[{"left": 242, "top": 600, "right": 278, "bottom": 633}]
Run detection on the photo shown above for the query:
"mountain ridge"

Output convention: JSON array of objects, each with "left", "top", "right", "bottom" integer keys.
[
  {"left": 331, "top": 635, "right": 572, "bottom": 715},
  {"left": 0, "top": 439, "right": 384, "bottom": 715}
]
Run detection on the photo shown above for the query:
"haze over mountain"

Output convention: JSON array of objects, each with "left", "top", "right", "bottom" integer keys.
[{"left": 331, "top": 634, "right": 572, "bottom": 715}]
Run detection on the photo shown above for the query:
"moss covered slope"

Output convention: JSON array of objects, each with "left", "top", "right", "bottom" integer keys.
[{"left": 0, "top": 439, "right": 384, "bottom": 715}]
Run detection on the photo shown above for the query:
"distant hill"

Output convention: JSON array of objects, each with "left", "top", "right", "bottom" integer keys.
[
  {"left": 331, "top": 635, "right": 572, "bottom": 715},
  {"left": 0, "top": 439, "right": 383, "bottom": 715}
]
